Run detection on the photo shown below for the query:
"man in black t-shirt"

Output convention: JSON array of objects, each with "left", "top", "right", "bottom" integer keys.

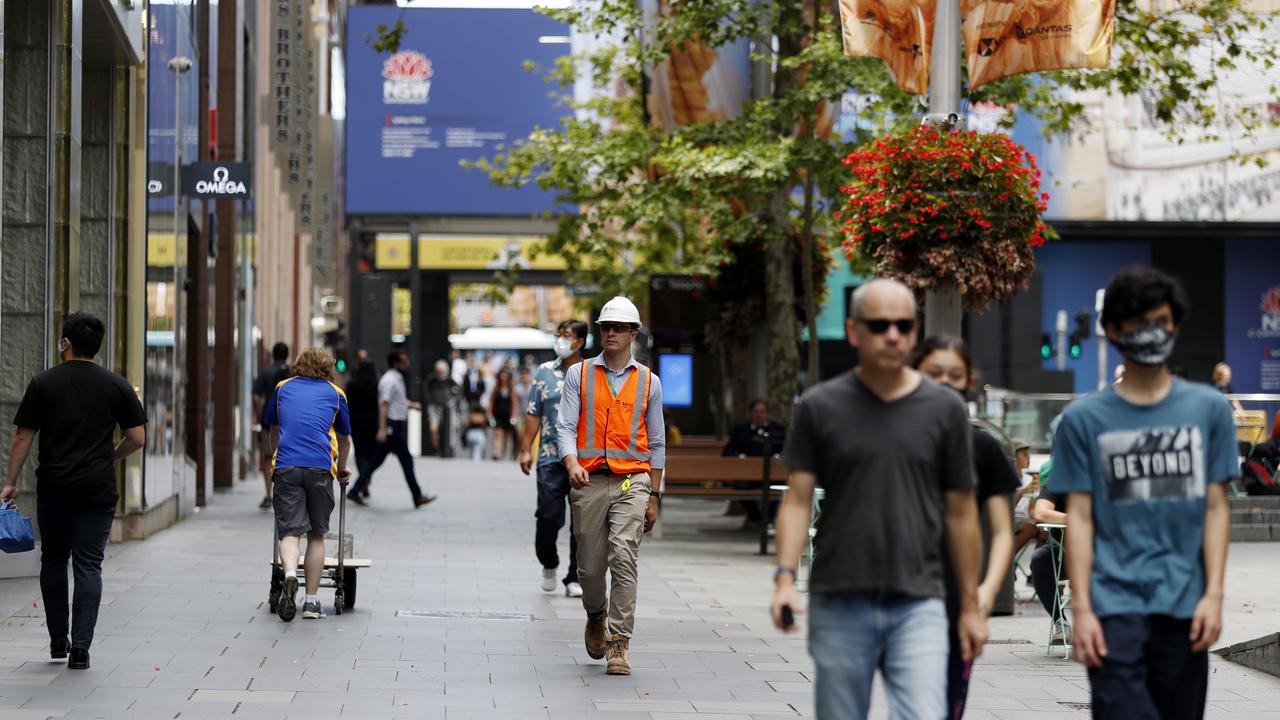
[
  {"left": 252, "top": 343, "right": 292, "bottom": 510},
  {"left": 769, "top": 279, "right": 987, "bottom": 720},
  {"left": 2, "top": 312, "right": 147, "bottom": 670}
]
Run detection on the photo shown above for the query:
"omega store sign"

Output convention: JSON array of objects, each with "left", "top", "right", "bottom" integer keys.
[{"left": 181, "top": 162, "right": 253, "bottom": 199}]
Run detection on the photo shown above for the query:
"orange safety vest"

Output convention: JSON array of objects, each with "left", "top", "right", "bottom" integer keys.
[{"left": 576, "top": 361, "right": 653, "bottom": 474}]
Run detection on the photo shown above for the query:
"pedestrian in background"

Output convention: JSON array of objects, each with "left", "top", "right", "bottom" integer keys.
[
  {"left": 426, "top": 359, "right": 459, "bottom": 457},
  {"left": 344, "top": 359, "right": 380, "bottom": 498},
  {"left": 519, "top": 319, "right": 587, "bottom": 598},
  {"left": 2, "top": 312, "right": 147, "bottom": 670},
  {"left": 721, "top": 399, "right": 787, "bottom": 524},
  {"left": 771, "top": 279, "right": 987, "bottom": 720},
  {"left": 346, "top": 351, "right": 435, "bottom": 509},
  {"left": 263, "top": 347, "right": 351, "bottom": 622},
  {"left": 490, "top": 370, "right": 517, "bottom": 461},
  {"left": 1211, "top": 362, "right": 1245, "bottom": 413},
  {"left": 1059, "top": 267, "right": 1234, "bottom": 719},
  {"left": 253, "top": 343, "right": 292, "bottom": 510},
  {"left": 556, "top": 297, "right": 664, "bottom": 676},
  {"left": 912, "top": 335, "right": 1018, "bottom": 719}
]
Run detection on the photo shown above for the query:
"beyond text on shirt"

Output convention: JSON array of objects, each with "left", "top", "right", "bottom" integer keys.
[{"left": 1050, "top": 379, "right": 1237, "bottom": 619}]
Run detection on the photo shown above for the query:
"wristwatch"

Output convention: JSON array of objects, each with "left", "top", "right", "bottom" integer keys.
[
  {"left": 648, "top": 490, "right": 662, "bottom": 499},
  {"left": 773, "top": 566, "right": 797, "bottom": 584}
]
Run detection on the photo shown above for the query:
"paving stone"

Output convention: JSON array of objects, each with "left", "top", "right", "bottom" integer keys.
[{"left": 1, "top": 458, "right": 1278, "bottom": 718}]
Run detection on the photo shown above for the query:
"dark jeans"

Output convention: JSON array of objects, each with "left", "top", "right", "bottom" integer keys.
[
  {"left": 1030, "top": 543, "right": 1067, "bottom": 622},
  {"left": 349, "top": 419, "right": 423, "bottom": 504},
  {"left": 1088, "top": 614, "right": 1208, "bottom": 720},
  {"left": 535, "top": 463, "right": 578, "bottom": 585},
  {"left": 37, "top": 498, "right": 115, "bottom": 649}
]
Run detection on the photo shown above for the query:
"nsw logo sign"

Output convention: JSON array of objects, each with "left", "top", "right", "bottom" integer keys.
[{"left": 382, "top": 51, "right": 433, "bottom": 105}]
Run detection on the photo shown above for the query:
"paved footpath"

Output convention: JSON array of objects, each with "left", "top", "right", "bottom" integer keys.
[{"left": 2, "top": 457, "right": 1278, "bottom": 719}]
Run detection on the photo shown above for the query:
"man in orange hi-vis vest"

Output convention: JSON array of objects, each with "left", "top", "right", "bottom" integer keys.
[{"left": 555, "top": 296, "right": 666, "bottom": 676}]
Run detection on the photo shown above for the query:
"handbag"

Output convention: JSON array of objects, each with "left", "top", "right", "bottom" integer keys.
[{"left": 0, "top": 501, "right": 36, "bottom": 553}]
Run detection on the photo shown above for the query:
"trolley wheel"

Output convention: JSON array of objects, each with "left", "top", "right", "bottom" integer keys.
[
  {"left": 342, "top": 567, "right": 357, "bottom": 609},
  {"left": 333, "top": 591, "right": 344, "bottom": 615},
  {"left": 268, "top": 566, "right": 284, "bottom": 610}
]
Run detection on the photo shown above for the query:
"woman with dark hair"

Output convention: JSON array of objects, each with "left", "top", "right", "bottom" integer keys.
[
  {"left": 911, "top": 335, "right": 1018, "bottom": 720},
  {"left": 345, "top": 360, "right": 380, "bottom": 497},
  {"left": 489, "top": 369, "right": 517, "bottom": 461}
]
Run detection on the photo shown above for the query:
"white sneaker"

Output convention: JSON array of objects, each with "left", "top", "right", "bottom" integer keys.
[
  {"left": 541, "top": 568, "right": 557, "bottom": 592},
  {"left": 565, "top": 582, "right": 583, "bottom": 598}
]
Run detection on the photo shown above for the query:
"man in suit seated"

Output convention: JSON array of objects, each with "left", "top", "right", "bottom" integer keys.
[{"left": 723, "top": 399, "right": 787, "bottom": 523}]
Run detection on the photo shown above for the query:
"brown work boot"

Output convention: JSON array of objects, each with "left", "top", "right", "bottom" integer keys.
[
  {"left": 605, "top": 637, "right": 631, "bottom": 675},
  {"left": 584, "top": 607, "right": 608, "bottom": 660}
]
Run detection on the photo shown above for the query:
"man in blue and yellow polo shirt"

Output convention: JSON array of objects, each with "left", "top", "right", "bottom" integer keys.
[{"left": 263, "top": 347, "right": 352, "bottom": 622}]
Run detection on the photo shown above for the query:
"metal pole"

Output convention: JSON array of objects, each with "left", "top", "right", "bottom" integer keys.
[
  {"left": 757, "top": 431, "right": 773, "bottom": 556},
  {"left": 1055, "top": 309, "right": 1068, "bottom": 372},
  {"left": 922, "top": 0, "right": 964, "bottom": 338},
  {"left": 1095, "top": 289, "right": 1107, "bottom": 390}
]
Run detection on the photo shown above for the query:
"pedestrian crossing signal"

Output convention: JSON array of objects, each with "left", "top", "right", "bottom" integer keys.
[
  {"left": 1040, "top": 333, "right": 1052, "bottom": 360},
  {"left": 336, "top": 358, "right": 347, "bottom": 374}
]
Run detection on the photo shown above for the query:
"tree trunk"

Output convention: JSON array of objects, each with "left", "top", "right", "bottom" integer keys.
[
  {"left": 800, "top": 176, "right": 820, "bottom": 386},
  {"left": 765, "top": 191, "right": 801, "bottom": 426}
]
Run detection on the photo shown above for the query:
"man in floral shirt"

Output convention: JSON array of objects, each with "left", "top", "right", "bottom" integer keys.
[{"left": 519, "top": 319, "right": 589, "bottom": 597}]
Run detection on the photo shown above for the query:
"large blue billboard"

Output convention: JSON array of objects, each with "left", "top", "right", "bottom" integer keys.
[{"left": 345, "top": 7, "right": 569, "bottom": 216}]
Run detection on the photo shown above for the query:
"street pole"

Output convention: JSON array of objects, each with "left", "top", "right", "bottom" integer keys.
[
  {"left": 1095, "top": 289, "right": 1107, "bottom": 390},
  {"left": 1055, "top": 309, "right": 1068, "bottom": 372},
  {"left": 922, "top": 0, "right": 964, "bottom": 339}
]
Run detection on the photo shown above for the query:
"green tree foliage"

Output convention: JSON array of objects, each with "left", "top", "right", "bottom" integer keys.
[{"left": 469, "top": 0, "right": 1277, "bottom": 420}]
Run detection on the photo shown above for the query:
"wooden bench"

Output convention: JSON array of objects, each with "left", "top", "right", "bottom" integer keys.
[
  {"left": 666, "top": 435, "right": 729, "bottom": 456},
  {"left": 655, "top": 454, "right": 789, "bottom": 542},
  {"left": 662, "top": 455, "right": 789, "bottom": 496}
]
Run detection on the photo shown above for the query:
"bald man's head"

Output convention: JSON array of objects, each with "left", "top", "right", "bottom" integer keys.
[
  {"left": 847, "top": 278, "right": 919, "bottom": 372},
  {"left": 850, "top": 278, "right": 918, "bottom": 320}
]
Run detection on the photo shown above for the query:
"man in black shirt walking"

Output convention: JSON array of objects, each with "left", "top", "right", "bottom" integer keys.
[
  {"left": 253, "top": 343, "right": 292, "bottom": 509},
  {"left": 770, "top": 279, "right": 986, "bottom": 719},
  {"left": 2, "top": 312, "right": 147, "bottom": 670}
]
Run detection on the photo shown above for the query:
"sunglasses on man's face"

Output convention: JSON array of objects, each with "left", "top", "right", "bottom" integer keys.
[
  {"left": 857, "top": 318, "right": 916, "bottom": 335},
  {"left": 599, "top": 322, "right": 634, "bottom": 335}
]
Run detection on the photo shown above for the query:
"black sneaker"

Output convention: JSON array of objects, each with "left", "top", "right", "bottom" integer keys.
[
  {"left": 68, "top": 647, "right": 89, "bottom": 670},
  {"left": 277, "top": 576, "right": 298, "bottom": 622},
  {"left": 346, "top": 491, "right": 366, "bottom": 507},
  {"left": 50, "top": 636, "right": 70, "bottom": 659}
]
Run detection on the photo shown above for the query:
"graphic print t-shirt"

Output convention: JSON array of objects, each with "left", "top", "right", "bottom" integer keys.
[{"left": 1052, "top": 380, "right": 1237, "bottom": 619}]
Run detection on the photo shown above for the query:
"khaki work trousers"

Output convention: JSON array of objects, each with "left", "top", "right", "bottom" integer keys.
[{"left": 570, "top": 471, "right": 650, "bottom": 639}]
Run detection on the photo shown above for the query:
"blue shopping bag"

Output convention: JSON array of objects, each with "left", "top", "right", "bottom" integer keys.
[{"left": 0, "top": 501, "right": 36, "bottom": 553}]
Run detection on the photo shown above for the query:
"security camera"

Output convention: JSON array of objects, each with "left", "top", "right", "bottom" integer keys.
[{"left": 168, "top": 56, "right": 192, "bottom": 73}]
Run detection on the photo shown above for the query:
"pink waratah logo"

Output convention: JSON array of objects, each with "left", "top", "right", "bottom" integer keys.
[
  {"left": 1261, "top": 287, "right": 1280, "bottom": 315},
  {"left": 382, "top": 51, "right": 433, "bottom": 81}
]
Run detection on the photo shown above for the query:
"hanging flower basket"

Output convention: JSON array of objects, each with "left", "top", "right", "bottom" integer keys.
[{"left": 835, "top": 126, "right": 1054, "bottom": 311}]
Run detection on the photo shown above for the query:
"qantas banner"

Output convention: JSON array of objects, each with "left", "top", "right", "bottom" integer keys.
[{"left": 962, "top": 0, "right": 1116, "bottom": 89}]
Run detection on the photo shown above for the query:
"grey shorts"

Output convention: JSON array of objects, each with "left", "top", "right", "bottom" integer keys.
[{"left": 272, "top": 467, "right": 335, "bottom": 540}]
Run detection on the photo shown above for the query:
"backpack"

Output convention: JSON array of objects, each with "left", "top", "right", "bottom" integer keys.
[{"left": 1242, "top": 439, "right": 1280, "bottom": 496}]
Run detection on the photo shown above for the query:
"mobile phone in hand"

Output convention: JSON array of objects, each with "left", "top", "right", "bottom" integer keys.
[{"left": 780, "top": 605, "right": 795, "bottom": 630}]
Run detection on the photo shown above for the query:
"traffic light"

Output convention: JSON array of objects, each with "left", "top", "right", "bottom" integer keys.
[
  {"left": 335, "top": 357, "right": 348, "bottom": 374},
  {"left": 1068, "top": 311, "right": 1090, "bottom": 359},
  {"left": 1040, "top": 333, "right": 1053, "bottom": 360}
]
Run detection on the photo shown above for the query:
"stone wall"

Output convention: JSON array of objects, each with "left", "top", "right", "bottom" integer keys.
[{"left": 0, "top": 0, "right": 50, "bottom": 499}]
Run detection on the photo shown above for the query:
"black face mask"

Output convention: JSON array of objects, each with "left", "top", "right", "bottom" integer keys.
[
  {"left": 948, "top": 383, "right": 968, "bottom": 401},
  {"left": 1111, "top": 324, "right": 1176, "bottom": 368}
]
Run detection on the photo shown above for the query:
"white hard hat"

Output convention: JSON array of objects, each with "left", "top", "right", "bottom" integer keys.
[{"left": 597, "top": 296, "right": 642, "bottom": 326}]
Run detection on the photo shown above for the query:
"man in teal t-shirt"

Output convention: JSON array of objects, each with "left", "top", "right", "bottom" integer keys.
[{"left": 1054, "top": 267, "right": 1236, "bottom": 720}]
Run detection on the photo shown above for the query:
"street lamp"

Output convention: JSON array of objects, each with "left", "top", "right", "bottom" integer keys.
[{"left": 166, "top": 55, "right": 192, "bottom": 510}]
